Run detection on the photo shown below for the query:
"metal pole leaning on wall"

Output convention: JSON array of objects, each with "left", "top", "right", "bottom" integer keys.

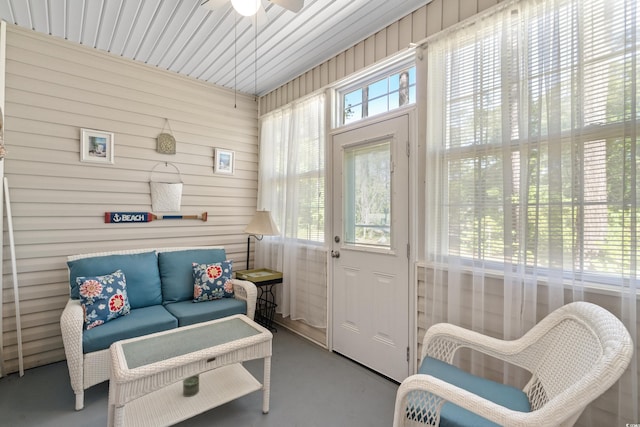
[{"left": 4, "top": 177, "right": 24, "bottom": 376}]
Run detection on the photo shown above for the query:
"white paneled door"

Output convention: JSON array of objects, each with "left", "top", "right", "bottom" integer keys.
[{"left": 331, "top": 115, "right": 409, "bottom": 382}]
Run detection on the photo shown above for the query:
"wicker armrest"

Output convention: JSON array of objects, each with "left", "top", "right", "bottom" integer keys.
[
  {"left": 394, "top": 374, "right": 533, "bottom": 427},
  {"left": 422, "top": 323, "right": 527, "bottom": 364},
  {"left": 60, "top": 299, "right": 86, "bottom": 410},
  {"left": 230, "top": 279, "right": 257, "bottom": 320}
]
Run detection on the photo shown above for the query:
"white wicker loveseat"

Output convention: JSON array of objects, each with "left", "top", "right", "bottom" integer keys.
[
  {"left": 60, "top": 246, "right": 257, "bottom": 410},
  {"left": 393, "top": 301, "right": 633, "bottom": 427}
]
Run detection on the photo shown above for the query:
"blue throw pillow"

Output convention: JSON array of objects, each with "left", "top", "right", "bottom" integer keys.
[
  {"left": 192, "top": 260, "right": 234, "bottom": 302},
  {"left": 77, "top": 270, "right": 131, "bottom": 330}
]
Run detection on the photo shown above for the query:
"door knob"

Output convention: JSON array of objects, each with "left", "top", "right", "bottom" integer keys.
[{"left": 331, "top": 250, "right": 340, "bottom": 258}]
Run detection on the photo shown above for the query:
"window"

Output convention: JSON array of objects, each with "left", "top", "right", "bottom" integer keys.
[
  {"left": 259, "top": 94, "right": 325, "bottom": 243},
  {"left": 341, "top": 66, "right": 416, "bottom": 126},
  {"left": 426, "top": 0, "right": 639, "bottom": 279},
  {"left": 343, "top": 139, "right": 392, "bottom": 249}
]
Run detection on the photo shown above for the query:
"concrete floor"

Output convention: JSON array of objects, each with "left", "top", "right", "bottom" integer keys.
[{"left": 0, "top": 327, "right": 399, "bottom": 427}]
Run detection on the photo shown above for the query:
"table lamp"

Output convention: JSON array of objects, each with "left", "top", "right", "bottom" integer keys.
[{"left": 244, "top": 210, "right": 280, "bottom": 270}]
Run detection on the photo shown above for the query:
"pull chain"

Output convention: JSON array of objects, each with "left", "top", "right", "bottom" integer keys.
[
  {"left": 254, "top": 14, "right": 258, "bottom": 100},
  {"left": 234, "top": 10, "right": 237, "bottom": 109}
]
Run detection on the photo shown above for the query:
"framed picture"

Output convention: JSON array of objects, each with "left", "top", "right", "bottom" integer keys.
[
  {"left": 81, "top": 128, "right": 114, "bottom": 164},
  {"left": 214, "top": 148, "right": 234, "bottom": 175}
]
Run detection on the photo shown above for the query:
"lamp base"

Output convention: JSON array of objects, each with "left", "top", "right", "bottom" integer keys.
[{"left": 246, "top": 236, "right": 251, "bottom": 270}]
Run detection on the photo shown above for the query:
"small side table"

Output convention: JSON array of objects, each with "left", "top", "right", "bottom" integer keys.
[{"left": 235, "top": 268, "right": 283, "bottom": 332}]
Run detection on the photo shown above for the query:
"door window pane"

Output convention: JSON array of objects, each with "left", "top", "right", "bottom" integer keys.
[{"left": 343, "top": 140, "right": 392, "bottom": 248}]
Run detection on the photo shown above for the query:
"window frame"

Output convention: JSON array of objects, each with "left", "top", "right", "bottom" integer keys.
[{"left": 334, "top": 55, "right": 417, "bottom": 128}]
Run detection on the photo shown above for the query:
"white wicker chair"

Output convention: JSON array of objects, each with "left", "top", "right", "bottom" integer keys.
[{"left": 393, "top": 302, "right": 633, "bottom": 427}]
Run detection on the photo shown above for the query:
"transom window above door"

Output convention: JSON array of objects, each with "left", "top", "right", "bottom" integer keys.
[{"left": 338, "top": 65, "right": 416, "bottom": 127}]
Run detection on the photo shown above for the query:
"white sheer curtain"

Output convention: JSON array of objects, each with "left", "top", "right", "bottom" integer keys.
[
  {"left": 425, "top": 0, "right": 637, "bottom": 424},
  {"left": 256, "top": 93, "right": 327, "bottom": 328}
]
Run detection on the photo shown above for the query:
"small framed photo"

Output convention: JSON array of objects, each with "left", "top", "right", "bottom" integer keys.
[
  {"left": 81, "top": 128, "right": 114, "bottom": 164},
  {"left": 214, "top": 148, "right": 234, "bottom": 175}
]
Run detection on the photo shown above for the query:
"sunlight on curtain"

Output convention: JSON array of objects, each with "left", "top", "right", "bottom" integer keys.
[
  {"left": 425, "top": 0, "right": 638, "bottom": 424},
  {"left": 256, "top": 93, "right": 327, "bottom": 328}
]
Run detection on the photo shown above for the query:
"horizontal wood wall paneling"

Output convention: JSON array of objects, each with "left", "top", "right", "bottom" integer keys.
[
  {"left": 6, "top": 27, "right": 257, "bottom": 111},
  {"left": 1, "top": 26, "right": 259, "bottom": 374},
  {"left": 3, "top": 322, "right": 60, "bottom": 348},
  {"left": 5, "top": 88, "right": 257, "bottom": 149}
]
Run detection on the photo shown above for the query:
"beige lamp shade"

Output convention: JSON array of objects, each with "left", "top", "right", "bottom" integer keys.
[{"left": 244, "top": 210, "right": 280, "bottom": 236}]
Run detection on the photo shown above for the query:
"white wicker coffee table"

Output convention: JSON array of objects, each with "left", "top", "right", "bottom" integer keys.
[{"left": 107, "top": 314, "right": 272, "bottom": 427}]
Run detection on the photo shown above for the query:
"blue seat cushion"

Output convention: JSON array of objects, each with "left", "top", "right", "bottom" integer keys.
[
  {"left": 82, "top": 305, "right": 177, "bottom": 353},
  {"left": 416, "top": 357, "right": 531, "bottom": 427},
  {"left": 164, "top": 298, "right": 246, "bottom": 327},
  {"left": 158, "top": 248, "right": 227, "bottom": 303},
  {"left": 68, "top": 251, "right": 162, "bottom": 309}
]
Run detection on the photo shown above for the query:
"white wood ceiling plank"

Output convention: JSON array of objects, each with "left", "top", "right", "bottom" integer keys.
[
  {"left": 46, "top": 0, "right": 67, "bottom": 38},
  {"left": 105, "top": 0, "right": 144, "bottom": 56},
  {"left": 155, "top": 7, "right": 211, "bottom": 70},
  {"left": 145, "top": 0, "right": 201, "bottom": 65},
  {"left": 197, "top": 16, "right": 256, "bottom": 87},
  {"left": 77, "top": 0, "right": 94, "bottom": 45},
  {"left": 194, "top": 9, "right": 273, "bottom": 83},
  {"left": 256, "top": 0, "right": 397, "bottom": 94},
  {"left": 130, "top": 0, "right": 167, "bottom": 60},
  {"left": 176, "top": 10, "right": 237, "bottom": 76},
  {"left": 166, "top": 10, "right": 223, "bottom": 72},
  {"left": 137, "top": 0, "right": 181, "bottom": 63},
  {"left": 0, "top": 0, "right": 16, "bottom": 24},
  {"left": 0, "top": 0, "right": 433, "bottom": 95},
  {"left": 120, "top": 0, "right": 162, "bottom": 58},
  {"left": 91, "top": 0, "right": 120, "bottom": 51},
  {"left": 6, "top": 0, "right": 30, "bottom": 27},
  {"left": 26, "top": 0, "right": 48, "bottom": 33},
  {"left": 62, "top": 0, "right": 84, "bottom": 43}
]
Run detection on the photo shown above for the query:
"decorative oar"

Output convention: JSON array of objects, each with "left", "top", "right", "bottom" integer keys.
[{"left": 105, "top": 212, "right": 208, "bottom": 223}]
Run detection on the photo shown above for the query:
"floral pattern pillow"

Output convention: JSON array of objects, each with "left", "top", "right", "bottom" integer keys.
[
  {"left": 192, "top": 260, "right": 234, "bottom": 302},
  {"left": 77, "top": 270, "right": 131, "bottom": 330}
]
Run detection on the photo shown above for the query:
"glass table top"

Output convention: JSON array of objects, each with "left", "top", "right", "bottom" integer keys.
[{"left": 121, "top": 317, "right": 261, "bottom": 369}]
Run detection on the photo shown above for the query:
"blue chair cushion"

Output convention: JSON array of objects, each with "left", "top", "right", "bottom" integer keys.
[
  {"left": 68, "top": 251, "right": 162, "bottom": 309},
  {"left": 164, "top": 298, "right": 246, "bottom": 327},
  {"left": 417, "top": 357, "right": 531, "bottom": 427},
  {"left": 158, "top": 248, "right": 227, "bottom": 303},
  {"left": 82, "top": 305, "right": 177, "bottom": 353}
]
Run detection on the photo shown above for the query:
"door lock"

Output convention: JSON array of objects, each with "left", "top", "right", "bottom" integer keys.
[
  {"left": 331, "top": 250, "right": 341, "bottom": 258},
  {"left": 334, "top": 236, "right": 341, "bottom": 243}
]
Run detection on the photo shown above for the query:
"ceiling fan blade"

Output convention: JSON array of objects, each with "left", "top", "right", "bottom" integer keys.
[
  {"left": 200, "top": 0, "right": 228, "bottom": 11},
  {"left": 269, "top": 0, "right": 303, "bottom": 13}
]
